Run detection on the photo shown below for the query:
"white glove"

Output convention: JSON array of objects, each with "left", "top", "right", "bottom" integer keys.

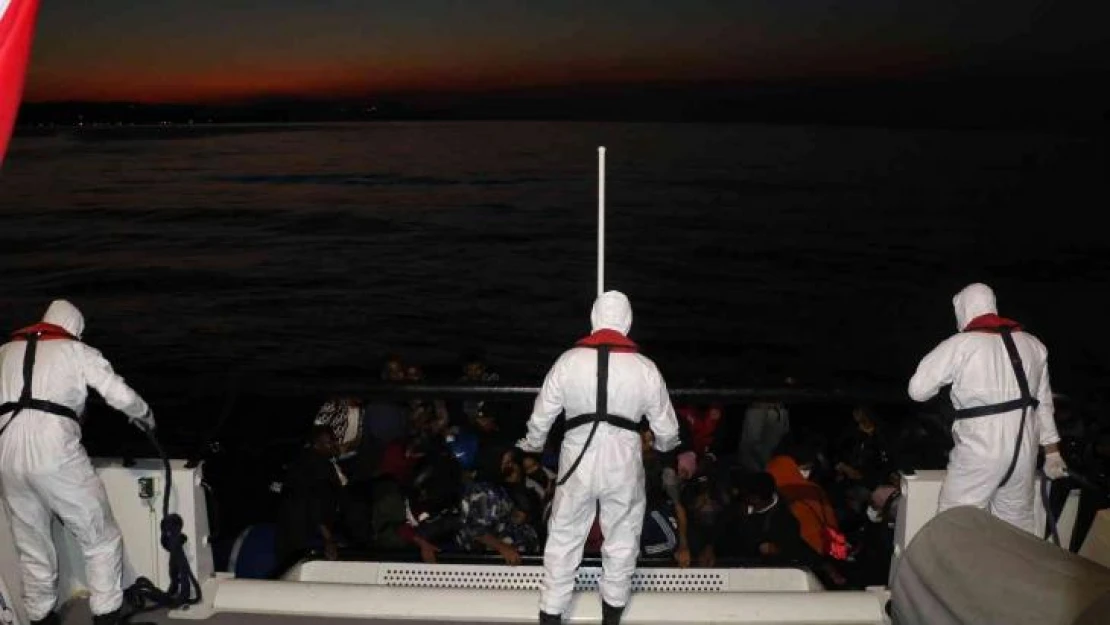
[
  {"left": 131, "top": 408, "right": 155, "bottom": 432},
  {"left": 1043, "top": 451, "right": 1068, "bottom": 480},
  {"left": 515, "top": 437, "right": 542, "bottom": 454}
]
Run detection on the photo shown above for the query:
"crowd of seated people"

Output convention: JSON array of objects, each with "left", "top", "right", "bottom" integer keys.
[{"left": 271, "top": 354, "right": 960, "bottom": 589}]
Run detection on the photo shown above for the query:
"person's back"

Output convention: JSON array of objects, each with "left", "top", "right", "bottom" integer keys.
[
  {"left": 908, "top": 283, "right": 1065, "bottom": 532},
  {"left": 0, "top": 335, "right": 86, "bottom": 470},
  {"left": 766, "top": 453, "right": 839, "bottom": 556},
  {"left": 542, "top": 345, "right": 674, "bottom": 479},
  {"left": 518, "top": 291, "right": 680, "bottom": 625},
  {"left": 0, "top": 303, "right": 149, "bottom": 471},
  {"left": 911, "top": 330, "right": 1051, "bottom": 439},
  {"left": 0, "top": 299, "right": 152, "bottom": 625},
  {"left": 739, "top": 401, "right": 790, "bottom": 472},
  {"left": 276, "top": 428, "right": 344, "bottom": 568}
]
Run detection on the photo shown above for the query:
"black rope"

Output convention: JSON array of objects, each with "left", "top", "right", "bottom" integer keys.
[
  {"left": 358, "top": 383, "right": 901, "bottom": 403},
  {"left": 1041, "top": 476, "right": 1061, "bottom": 546},
  {"left": 555, "top": 346, "right": 610, "bottom": 486},
  {"left": 120, "top": 425, "right": 202, "bottom": 623}
]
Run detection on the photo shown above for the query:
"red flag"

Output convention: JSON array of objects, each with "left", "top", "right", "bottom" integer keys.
[{"left": 0, "top": 0, "right": 40, "bottom": 166}]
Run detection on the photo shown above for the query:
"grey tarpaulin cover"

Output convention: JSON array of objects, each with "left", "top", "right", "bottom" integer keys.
[{"left": 890, "top": 506, "right": 1110, "bottom": 625}]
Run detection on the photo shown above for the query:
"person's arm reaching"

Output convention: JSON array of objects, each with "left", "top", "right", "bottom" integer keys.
[
  {"left": 518, "top": 356, "right": 566, "bottom": 453},
  {"left": 78, "top": 344, "right": 152, "bottom": 429},
  {"left": 673, "top": 501, "right": 691, "bottom": 568},
  {"left": 1034, "top": 356, "right": 1068, "bottom": 478},
  {"left": 1034, "top": 358, "right": 1060, "bottom": 448},
  {"left": 908, "top": 338, "right": 959, "bottom": 403},
  {"left": 645, "top": 367, "right": 680, "bottom": 453},
  {"left": 475, "top": 533, "right": 522, "bottom": 566}
]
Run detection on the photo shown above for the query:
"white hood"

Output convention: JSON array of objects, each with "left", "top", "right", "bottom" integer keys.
[
  {"left": 952, "top": 283, "right": 997, "bottom": 331},
  {"left": 590, "top": 290, "right": 632, "bottom": 335},
  {"left": 42, "top": 299, "right": 85, "bottom": 339}
]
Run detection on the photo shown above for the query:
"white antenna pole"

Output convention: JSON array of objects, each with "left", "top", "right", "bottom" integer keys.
[{"left": 597, "top": 146, "right": 606, "bottom": 299}]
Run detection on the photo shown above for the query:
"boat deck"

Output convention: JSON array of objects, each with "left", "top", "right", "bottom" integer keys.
[
  {"left": 59, "top": 599, "right": 530, "bottom": 625},
  {"left": 45, "top": 560, "right": 885, "bottom": 625},
  {"left": 56, "top": 599, "right": 877, "bottom": 625}
]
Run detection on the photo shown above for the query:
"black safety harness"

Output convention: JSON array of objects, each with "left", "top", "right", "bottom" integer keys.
[
  {"left": 952, "top": 327, "right": 1039, "bottom": 488},
  {"left": 0, "top": 330, "right": 81, "bottom": 437},
  {"left": 0, "top": 327, "right": 200, "bottom": 621},
  {"left": 555, "top": 345, "right": 641, "bottom": 486}
]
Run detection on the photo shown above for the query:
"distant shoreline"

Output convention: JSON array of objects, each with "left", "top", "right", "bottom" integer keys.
[
  {"left": 13, "top": 117, "right": 1107, "bottom": 139},
  {"left": 15, "top": 74, "right": 1109, "bottom": 134}
]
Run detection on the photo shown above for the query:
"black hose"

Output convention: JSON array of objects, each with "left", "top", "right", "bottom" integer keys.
[
  {"left": 120, "top": 425, "right": 203, "bottom": 623},
  {"left": 1041, "top": 475, "right": 1061, "bottom": 546}
]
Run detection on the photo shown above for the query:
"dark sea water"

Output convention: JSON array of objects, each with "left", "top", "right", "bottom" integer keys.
[{"left": 2, "top": 121, "right": 1108, "bottom": 448}]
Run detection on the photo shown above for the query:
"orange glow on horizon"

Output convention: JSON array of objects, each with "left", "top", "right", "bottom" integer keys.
[
  {"left": 21, "top": 1, "right": 1104, "bottom": 106},
  {"left": 22, "top": 41, "right": 939, "bottom": 104},
  {"left": 24, "top": 57, "right": 734, "bottom": 104}
]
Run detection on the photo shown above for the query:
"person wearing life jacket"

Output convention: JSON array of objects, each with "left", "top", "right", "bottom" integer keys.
[
  {"left": 679, "top": 403, "right": 723, "bottom": 476},
  {"left": 766, "top": 449, "right": 843, "bottom": 559},
  {"left": 517, "top": 291, "right": 680, "bottom": 625},
  {"left": 704, "top": 471, "right": 844, "bottom": 586},
  {"left": 909, "top": 283, "right": 1067, "bottom": 533},
  {"left": 0, "top": 300, "right": 153, "bottom": 625}
]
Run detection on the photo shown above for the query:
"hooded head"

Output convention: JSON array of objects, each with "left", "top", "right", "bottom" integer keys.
[
  {"left": 43, "top": 299, "right": 85, "bottom": 339},
  {"left": 590, "top": 291, "right": 632, "bottom": 335},
  {"left": 952, "top": 283, "right": 997, "bottom": 331}
]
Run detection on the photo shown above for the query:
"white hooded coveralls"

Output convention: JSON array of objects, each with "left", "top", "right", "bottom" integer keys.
[
  {"left": 518, "top": 291, "right": 680, "bottom": 615},
  {"left": 0, "top": 300, "right": 152, "bottom": 619},
  {"left": 908, "top": 284, "right": 1060, "bottom": 533}
]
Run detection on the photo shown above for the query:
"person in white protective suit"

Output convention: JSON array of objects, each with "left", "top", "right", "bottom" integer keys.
[
  {"left": 908, "top": 283, "right": 1067, "bottom": 533},
  {"left": 517, "top": 291, "right": 680, "bottom": 625},
  {"left": 0, "top": 300, "right": 154, "bottom": 625}
]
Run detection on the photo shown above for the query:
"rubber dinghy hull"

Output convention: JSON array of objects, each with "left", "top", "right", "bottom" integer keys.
[{"left": 890, "top": 506, "right": 1110, "bottom": 625}]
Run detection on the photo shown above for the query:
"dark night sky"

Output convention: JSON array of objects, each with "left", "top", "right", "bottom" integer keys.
[{"left": 24, "top": 1, "right": 1110, "bottom": 104}]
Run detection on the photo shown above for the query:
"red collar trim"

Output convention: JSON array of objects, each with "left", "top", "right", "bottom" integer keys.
[
  {"left": 963, "top": 313, "right": 1022, "bottom": 333},
  {"left": 11, "top": 323, "right": 78, "bottom": 341},
  {"left": 575, "top": 329, "right": 639, "bottom": 353}
]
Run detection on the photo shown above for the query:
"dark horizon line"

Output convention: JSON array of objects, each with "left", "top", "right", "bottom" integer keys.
[
  {"left": 21, "top": 68, "right": 1110, "bottom": 108},
  {"left": 14, "top": 72, "right": 1109, "bottom": 134}
]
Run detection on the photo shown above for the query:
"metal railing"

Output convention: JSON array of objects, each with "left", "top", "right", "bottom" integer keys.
[{"left": 358, "top": 383, "right": 910, "bottom": 404}]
